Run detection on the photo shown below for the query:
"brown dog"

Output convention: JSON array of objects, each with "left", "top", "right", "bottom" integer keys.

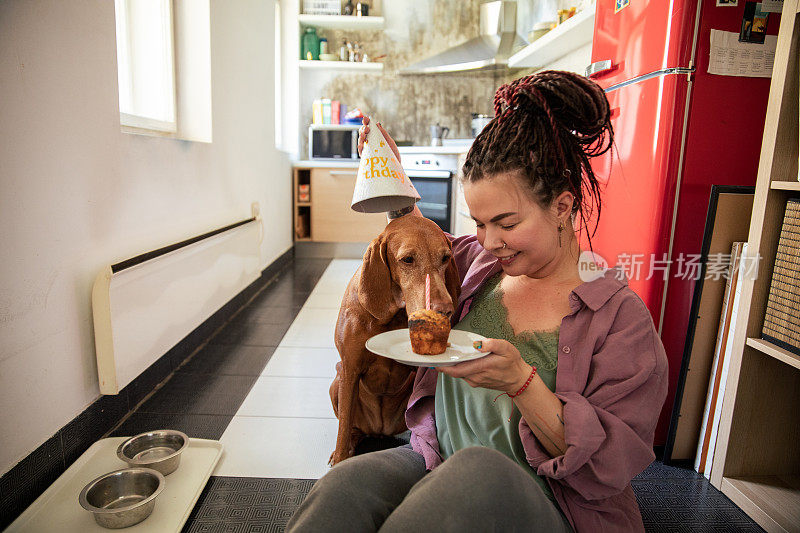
[{"left": 329, "top": 216, "right": 460, "bottom": 466}]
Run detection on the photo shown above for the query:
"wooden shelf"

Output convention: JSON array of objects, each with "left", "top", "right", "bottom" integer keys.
[
  {"left": 297, "top": 202, "right": 311, "bottom": 207},
  {"left": 299, "top": 60, "right": 383, "bottom": 72},
  {"left": 746, "top": 338, "right": 800, "bottom": 370},
  {"left": 508, "top": 5, "right": 595, "bottom": 69},
  {"left": 721, "top": 475, "right": 800, "bottom": 533},
  {"left": 770, "top": 180, "right": 800, "bottom": 191},
  {"left": 298, "top": 14, "right": 385, "bottom": 30},
  {"left": 710, "top": 4, "right": 800, "bottom": 532}
]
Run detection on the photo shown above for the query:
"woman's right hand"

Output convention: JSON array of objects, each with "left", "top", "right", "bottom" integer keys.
[{"left": 358, "top": 116, "right": 402, "bottom": 163}]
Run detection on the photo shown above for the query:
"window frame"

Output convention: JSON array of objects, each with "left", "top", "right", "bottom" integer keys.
[{"left": 115, "top": 0, "right": 178, "bottom": 135}]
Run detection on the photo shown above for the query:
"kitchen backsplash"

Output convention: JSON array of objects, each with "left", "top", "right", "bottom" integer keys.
[{"left": 300, "top": 0, "right": 539, "bottom": 150}]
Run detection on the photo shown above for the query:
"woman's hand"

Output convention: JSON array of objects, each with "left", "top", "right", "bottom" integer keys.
[
  {"left": 358, "top": 116, "right": 402, "bottom": 163},
  {"left": 437, "top": 338, "right": 532, "bottom": 394}
]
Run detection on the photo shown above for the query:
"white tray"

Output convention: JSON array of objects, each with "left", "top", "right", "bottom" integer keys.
[{"left": 7, "top": 437, "right": 224, "bottom": 533}]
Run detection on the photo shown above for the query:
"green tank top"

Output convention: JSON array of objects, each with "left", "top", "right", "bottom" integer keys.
[{"left": 435, "top": 272, "right": 559, "bottom": 501}]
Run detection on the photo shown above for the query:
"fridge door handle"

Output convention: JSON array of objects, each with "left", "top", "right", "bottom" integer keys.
[{"left": 586, "top": 60, "right": 615, "bottom": 78}]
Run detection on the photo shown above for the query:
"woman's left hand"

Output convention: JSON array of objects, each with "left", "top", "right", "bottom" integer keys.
[{"left": 437, "top": 338, "right": 532, "bottom": 394}]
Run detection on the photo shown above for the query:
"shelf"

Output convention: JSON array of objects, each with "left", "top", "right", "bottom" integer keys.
[
  {"left": 299, "top": 60, "right": 383, "bottom": 72},
  {"left": 721, "top": 475, "right": 800, "bottom": 532},
  {"left": 770, "top": 181, "right": 800, "bottom": 191},
  {"left": 294, "top": 237, "right": 312, "bottom": 242},
  {"left": 297, "top": 202, "right": 311, "bottom": 207},
  {"left": 298, "top": 14, "right": 385, "bottom": 30},
  {"left": 746, "top": 338, "right": 800, "bottom": 370},
  {"left": 508, "top": 4, "right": 595, "bottom": 69}
]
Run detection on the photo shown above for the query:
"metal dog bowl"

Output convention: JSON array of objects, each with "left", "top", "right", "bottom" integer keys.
[
  {"left": 79, "top": 467, "right": 165, "bottom": 529},
  {"left": 117, "top": 430, "right": 188, "bottom": 475}
]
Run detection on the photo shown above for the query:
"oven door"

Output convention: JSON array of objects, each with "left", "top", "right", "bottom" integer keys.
[{"left": 406, "top": 169, "right": 453, "bottom": 233}]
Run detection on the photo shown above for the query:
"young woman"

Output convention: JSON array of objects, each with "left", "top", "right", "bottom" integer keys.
[{"left": 288, "top": 71, "right": 668, "bottom": 533}]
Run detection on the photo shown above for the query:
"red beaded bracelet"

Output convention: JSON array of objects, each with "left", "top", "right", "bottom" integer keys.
[{"left": 494, "top": 365, "right": 537, "bottom": 402}]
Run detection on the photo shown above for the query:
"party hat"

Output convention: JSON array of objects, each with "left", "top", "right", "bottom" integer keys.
[{"left": 351, "top": 126, "right": 420, "bottom": 213}]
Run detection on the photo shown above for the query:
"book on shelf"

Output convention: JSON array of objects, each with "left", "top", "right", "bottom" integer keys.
[
  {"left": 762, "top": 198, "right": 800, "bottom": 354},
  {"left": 331, "top": 100, "right": 340, "bottom": 124},
  {"left": 694, "top": 241, "right": 747, "bottom": 477},
  {"left": 321, "top": 99, "right": 332, "bottom": 124},
  {"left": 312, "top": 99, "right": 323, "bottom": 125}
]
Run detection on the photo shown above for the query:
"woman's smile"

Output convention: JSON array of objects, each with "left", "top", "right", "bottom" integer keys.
[{"left": 496, "top": 251, "right": 521, "bottom": 266}]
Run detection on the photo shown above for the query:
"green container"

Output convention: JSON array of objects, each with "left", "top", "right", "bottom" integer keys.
[{"left": 301, "top": 27, "right": 320, "bottom": 60}]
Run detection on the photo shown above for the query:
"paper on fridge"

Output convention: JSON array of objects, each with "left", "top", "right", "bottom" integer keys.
[
  {"left": 708, "top": 29, "right": 777, "bottom": 78},
  {"left": 351, "top": 126, "right": 420, "bottom": 213},
  {"left": 760, "top": 0, "right": 783, "bottom": 13}
]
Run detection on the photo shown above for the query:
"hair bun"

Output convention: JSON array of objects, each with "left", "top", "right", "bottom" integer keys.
[{"left": 495, "top": 71, "right": 613, "bottom": 157}]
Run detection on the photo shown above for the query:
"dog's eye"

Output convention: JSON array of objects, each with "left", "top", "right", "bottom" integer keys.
[
  {"left": 401, "top": 256, "right": 414, "bottom": 264},
  {"left": 441, "top": 255, "right": 451, "bottom": 264}
]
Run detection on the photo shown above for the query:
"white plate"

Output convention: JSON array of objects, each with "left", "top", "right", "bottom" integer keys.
[{"left": 366, "top": 329, "right": 487, "bottom": 367}]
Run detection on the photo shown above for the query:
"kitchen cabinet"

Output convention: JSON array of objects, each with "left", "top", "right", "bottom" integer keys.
[{"left": 293, "top": 165, "right": 387, "bottom": 242}]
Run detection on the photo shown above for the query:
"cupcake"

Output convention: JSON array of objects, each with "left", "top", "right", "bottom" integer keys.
[{"left": 408, "top": 309, "right": 451, "bottom": 355}]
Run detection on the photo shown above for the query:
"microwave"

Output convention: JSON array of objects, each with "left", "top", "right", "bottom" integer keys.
[{"left": 308, "top": 124, "right": 361, "bottom": 160}]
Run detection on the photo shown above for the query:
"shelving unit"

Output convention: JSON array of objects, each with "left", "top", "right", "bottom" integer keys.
[
  {"left": 293, "top": 168, "right": 311, "bottom": 241},
  {"left": 298, "top": 14, "right": 385, "bottom": 30},
  {"left": 507, "top": 4, "right": 595, "bottom": 69},
  {"left": 770, "top": 180, "right": 800, "bottom": 191},
  {"left": 710, "top": 2, "right": 800, "bottom": 532},
  {"left": 292, "top": 165, "right": 387, "bottom": 242},
  {"left": 298, "top": 59, "right": 383, "bottom": 71}
]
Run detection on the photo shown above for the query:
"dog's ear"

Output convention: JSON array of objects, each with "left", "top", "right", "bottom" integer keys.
[
  {"left": 357, "top": 234, "right": 398, "bottom": 322},
  {"left": 444, "top": 239, "right": 461, "bottom": 306}
]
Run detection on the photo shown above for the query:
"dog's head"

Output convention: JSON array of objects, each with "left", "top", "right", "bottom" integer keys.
[{"left": 358, "top": 216, "right": 460, "bottom": 323}]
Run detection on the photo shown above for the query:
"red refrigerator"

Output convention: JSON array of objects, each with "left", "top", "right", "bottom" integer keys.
[{"left": 585, "top": 0, "right": 778, "bottom": 448}]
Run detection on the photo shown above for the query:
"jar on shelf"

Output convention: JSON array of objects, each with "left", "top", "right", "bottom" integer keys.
[
  {"left": 319, "top": 38, "right": 329, "bottom": 55},
  {"left": 301, "top": 27, "right": 320, "bottom": 60},
  {"left": 343, "top": 0, "right": 354, "bottom": 15}
]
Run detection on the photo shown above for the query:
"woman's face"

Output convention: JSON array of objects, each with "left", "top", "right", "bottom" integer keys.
[{"left": 463, "top": 172, "right": 563, "bottom": 278}]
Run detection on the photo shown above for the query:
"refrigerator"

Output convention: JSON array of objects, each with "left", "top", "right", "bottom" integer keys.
[{"left": 585, "top": 0, "right": 779, "bottom": 448}]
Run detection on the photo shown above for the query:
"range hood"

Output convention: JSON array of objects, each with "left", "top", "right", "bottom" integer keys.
[{"left": 400, "top": 1, "right": 528, "bottom": 75}]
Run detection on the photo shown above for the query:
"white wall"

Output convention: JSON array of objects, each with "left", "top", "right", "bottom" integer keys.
[{"left": 0, "top": 0, "right": 292, "bottom": 475}]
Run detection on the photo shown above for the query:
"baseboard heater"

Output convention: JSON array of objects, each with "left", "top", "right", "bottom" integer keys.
[{"left": 92, "top": 209, "right": 263, "bottom": 394}]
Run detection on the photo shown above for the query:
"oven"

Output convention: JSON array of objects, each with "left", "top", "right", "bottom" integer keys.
[
  {"left": 402, "top": 152, "right": 460, "bottom": 234},
  {"left": 407, "top": 170, "right": 453, "bottom": 233}
]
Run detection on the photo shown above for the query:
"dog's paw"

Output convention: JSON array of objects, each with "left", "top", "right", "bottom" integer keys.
[{"left": 328, "top": 449, "right": 352, "bottom": 467}]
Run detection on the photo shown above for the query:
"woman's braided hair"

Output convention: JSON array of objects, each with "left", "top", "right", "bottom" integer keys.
[{"left": 463, "top": 70, "right": 613, "bottom": 246}]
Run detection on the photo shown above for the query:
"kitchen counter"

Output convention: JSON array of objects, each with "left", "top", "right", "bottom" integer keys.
[
  {"left": 293, "top": 140, "right": 473, "bottom": 170},
  {"left": 398, "top": 141, "right": 473, "bottom": 155}
]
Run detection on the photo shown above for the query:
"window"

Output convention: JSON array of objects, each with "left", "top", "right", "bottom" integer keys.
[{"left": 114, "top": 0, "right": 177, "bottom": 133}]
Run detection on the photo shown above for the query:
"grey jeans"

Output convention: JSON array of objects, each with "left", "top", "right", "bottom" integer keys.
[{"left": 287, "top": 445, "right": 573, "bottom": 532}]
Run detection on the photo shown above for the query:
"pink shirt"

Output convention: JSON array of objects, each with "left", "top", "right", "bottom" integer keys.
[{"left": 406, "top": 235, "right": 668, "bottom": 532}]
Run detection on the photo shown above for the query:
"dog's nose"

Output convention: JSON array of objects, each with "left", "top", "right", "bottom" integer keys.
[{"left": 430, "top": 303, "right": 454, "bottom": 318}]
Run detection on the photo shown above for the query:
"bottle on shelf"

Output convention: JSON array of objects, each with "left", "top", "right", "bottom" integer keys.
[
  {"left": 339, "top": 39, "right": 348, "bottom": 61},
  {"left": 343, "top": 0, "right": 354, "bottom": 15},
  {"left": 301, "top": 27, "right": 320, "bottom": 60},
  {"left": 319, "top": 38, "right": 328, "bottom": 55}
]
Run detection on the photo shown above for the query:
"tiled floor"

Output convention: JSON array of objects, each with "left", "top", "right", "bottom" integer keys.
[{"left": 107, "top": 256, "right": 763, "bottom": 532}]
